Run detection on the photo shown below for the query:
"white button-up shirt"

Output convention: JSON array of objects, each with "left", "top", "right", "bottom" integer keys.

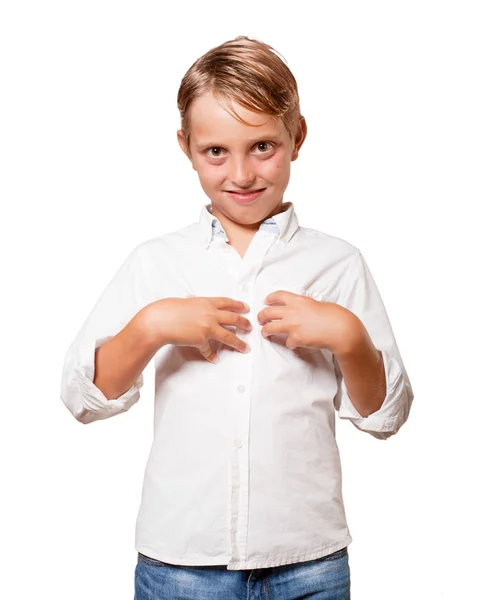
[{"left": 60, "top": 201, "right": 414, "bottom": 570}]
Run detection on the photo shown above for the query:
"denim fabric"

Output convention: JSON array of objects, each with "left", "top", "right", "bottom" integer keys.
[{"left": 134, "top": 546, "right": 350, "bottom": 599}]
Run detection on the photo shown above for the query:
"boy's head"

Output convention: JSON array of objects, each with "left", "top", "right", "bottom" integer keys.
[{"left": 177, "top": 36, "right": 307, "bottom": 229}]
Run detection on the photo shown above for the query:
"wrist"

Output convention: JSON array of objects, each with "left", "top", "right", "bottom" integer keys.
[
  {"left": 136, "top": 302, "right": 171, "bottom": 351},
  {"left": 331, "top": 316, "right": 368, "bottom": 359}
]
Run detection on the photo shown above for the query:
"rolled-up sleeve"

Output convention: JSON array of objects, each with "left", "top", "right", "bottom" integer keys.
[
  {"left": 332, "top": 250, "right": 414, "bottom": 440},
  {"left": 60, "top": 243, "right": 155, "bottom": 425}
]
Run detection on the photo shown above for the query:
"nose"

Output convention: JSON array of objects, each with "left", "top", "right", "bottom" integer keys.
[{"left": 229, "top": 156, "right": 256, "bottom": 188}]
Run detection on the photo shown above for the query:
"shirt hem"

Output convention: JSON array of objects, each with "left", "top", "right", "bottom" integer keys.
[
  {"left": 226, "top": 535, "right": 353, "bottom": 570},
  {"left": 136, "top": 535, "right": 353, "bottom": 571}
]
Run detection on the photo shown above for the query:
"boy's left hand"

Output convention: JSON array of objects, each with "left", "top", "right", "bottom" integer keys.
[{"left": 257, "top": 290, "right": 363, "bottom": 356}]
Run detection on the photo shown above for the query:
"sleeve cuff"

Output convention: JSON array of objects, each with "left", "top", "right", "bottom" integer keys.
[
  {"left": 337, "top": 349, "right": 409, "bottom": 438},
  {"left": 73, "top": 335, "right": 144, "bottom": 423}
]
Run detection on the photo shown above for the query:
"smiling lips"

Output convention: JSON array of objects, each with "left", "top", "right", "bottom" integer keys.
[{"left": 226, "top": 188, "right": 266, "bottom": 203}]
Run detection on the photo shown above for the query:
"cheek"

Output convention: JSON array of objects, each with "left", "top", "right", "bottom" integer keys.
[
  {"left": 197, "top": 165, "right": 222, "bottom": 186},
  {"left": 265, "top": 156, "right": 290, "bottom": 179}
]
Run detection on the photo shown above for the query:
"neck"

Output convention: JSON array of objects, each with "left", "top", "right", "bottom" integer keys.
[{"left": 210, "top": 202, "right": 287, "bottom": 241}]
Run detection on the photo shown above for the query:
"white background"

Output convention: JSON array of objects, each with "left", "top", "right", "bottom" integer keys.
[{"left": 1, "top": 1, "right": 494, "bottom": 598}]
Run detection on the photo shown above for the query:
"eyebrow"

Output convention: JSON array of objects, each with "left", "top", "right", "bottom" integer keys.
[{"left": 195, "top": 134, "right": 282, "bottom": 150}]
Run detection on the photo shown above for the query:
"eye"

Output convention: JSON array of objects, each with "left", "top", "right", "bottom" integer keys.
[
  {"left": 254, "top": 141, "right": 274, "bottom": 153},
  {"left": 204, "top": 141, "right": 275, "bottom": 159},
  {"left": 206, "top": 147, "right": 223, "bottom": 158}
]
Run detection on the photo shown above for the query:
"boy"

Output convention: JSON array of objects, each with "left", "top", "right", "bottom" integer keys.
[{"left": 61, "top": 36, "right": 413, "bottom": 600}]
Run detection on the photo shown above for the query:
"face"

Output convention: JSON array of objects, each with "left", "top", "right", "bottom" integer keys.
[{"left": 177, "top": 91, "right": 307, "bottom": 235}]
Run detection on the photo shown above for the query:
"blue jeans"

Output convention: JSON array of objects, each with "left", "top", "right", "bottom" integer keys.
[{"left": 134, "top": 546, "right": 351, "bottom": 599}]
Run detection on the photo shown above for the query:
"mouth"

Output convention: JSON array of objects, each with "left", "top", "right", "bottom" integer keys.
[{"left": 225, "top": 188, "right": 266, "bottom": 203}]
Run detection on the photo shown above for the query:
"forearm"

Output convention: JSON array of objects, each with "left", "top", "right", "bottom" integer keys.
[
  {"left": 334, "top": 321, "right": 386, "bottom": 418},
  {"left": 93, "top": 307, "right": 164, "bottom": 401}
]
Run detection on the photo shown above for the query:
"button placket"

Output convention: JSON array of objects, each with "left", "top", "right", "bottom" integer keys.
[{"left": 228, "top": 231, "right": 276, "bottom": 566}]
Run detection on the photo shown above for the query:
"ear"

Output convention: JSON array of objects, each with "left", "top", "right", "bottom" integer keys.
[
  {"left": 291, "top": 116, "right": 308, "bottom": 161},
  {"left": 177, "top": 130, "right": 195, "bottom": 169}
]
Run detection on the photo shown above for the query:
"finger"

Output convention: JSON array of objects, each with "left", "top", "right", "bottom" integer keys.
[
  {"left": 264, "top": 290, "right": 293, "bottom": 305},
  {"left": 212, "top": 324, "right": 251, "bottom": 354},
  {"left": 261, "top": 320, "right": 288, "bottom": 339},
  {"left": 211, "top": 297, "right": 250, "bottom": 312},
  {"left": 257, "top": 306, "right": 284, "bottom": 325},
  {"left": 216, "top": 309, "right": 252, "bottom": 332},
  {"left": 285, "top": 336, "right": 300, "bottom": 351},
  {"left": 199, "top": 342, "right": 219, "bottom": 363}
]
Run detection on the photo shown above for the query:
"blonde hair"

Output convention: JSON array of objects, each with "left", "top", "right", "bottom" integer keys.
[{"left": 177, "top": 36, "right": 303, "bottom": 155}]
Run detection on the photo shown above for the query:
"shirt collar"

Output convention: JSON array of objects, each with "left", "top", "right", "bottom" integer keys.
[{"left": 199, "top": 201, "right": 299, "bottom": 249}]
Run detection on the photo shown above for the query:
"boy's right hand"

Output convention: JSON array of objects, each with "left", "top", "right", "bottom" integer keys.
[{"left": 142, "top": 297, "right": 252, "bottom": 363}]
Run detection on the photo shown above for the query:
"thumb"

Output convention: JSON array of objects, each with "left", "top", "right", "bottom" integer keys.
[{"left": 198, "top": 341, "right": 219, "bottom": 363}]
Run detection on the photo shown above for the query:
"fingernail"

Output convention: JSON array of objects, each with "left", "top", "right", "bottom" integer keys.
[
  {"left": 244, "top": 344, "right": 251, "bottom": 353},
  {"left": 211, "top": 355, "right": 219, "bottom": 363}
]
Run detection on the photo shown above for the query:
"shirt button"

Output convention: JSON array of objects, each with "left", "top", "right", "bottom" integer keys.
[
  {"left": 240, "top": 283, "right": 249, "bottom": 292},
  {"left": 234, "top": 439, "right": 244, "bottom": 448},
  {"left": 237, "top": 384, "right": 246, "bottom": 393}
]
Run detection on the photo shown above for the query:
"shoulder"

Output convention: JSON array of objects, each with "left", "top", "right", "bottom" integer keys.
[
  {"left": 296, "top": 225, "right": 361, "bottom": 260},
  {"left": 130, "top": 222, "right": 198, "bottom": 257}
]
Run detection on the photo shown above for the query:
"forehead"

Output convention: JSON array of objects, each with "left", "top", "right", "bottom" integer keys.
[{"left": 189, "top": 91, "right": 286, "bottom": 144}]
